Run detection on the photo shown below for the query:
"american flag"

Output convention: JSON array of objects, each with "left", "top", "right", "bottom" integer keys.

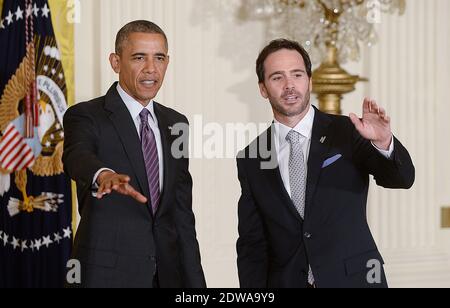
[{"left": 0, "top": 122, "right": 36, "bottom": 172}]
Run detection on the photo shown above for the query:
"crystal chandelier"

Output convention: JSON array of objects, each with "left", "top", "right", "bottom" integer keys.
[
  {"left": 239, "top": 0, "right": 405, "bottom": 64},
  {"left": 238, "top": 0, "right": 406, "bottom": 114}
]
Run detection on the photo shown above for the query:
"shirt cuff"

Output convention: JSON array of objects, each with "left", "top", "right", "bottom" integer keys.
[
  {"left": 371, "top": 136, "right": 394, "bottom": 159},
  {"left": 92, "top": 168, "right": 115, "bottom": 197}
]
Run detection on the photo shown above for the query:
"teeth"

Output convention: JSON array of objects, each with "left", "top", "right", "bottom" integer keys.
[{"left": 141, "top": 80, "right": 156, "bottom": 85}]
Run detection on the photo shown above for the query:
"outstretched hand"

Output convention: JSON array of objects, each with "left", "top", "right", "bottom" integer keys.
[
  {"left": 349, "top": 98, "right": 393, "bottom": 150},
  {"left": 96, "top": 171, "right": 148, "bottom": 204}
]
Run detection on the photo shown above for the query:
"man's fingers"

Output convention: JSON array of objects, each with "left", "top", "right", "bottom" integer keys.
[
  {"left": 97, "top": 185, "right": 104, "bottom": 198},
  {"left": 129, "top": 189, "right": 148, "bottom": 204},
  {"left": 97, "top": 174, "right": 130, "bottom": 197},
  {"left": 97, "top": 182, "right": 110, "bottom": 197},
  {"left": 375, "top": 105, "right": 390, "bottom": 123},
  {"left": 370, "top": 100, "right": 379, "bottom": 114},
  {"left": 96, "top": 185, "right": 108, "bottom": 199},
  {"left": 379, "top": 107, "right": 386, "bottom": 119},
  {"left": 349, "top": 113, "right": 363, "bottom": 131},
  {"left": 111, "top": 178, "right": 124, "bottom": 190},
  {"left": 116, "top": 175, "right": 131, "bottom": 183},
  {"left": 104, "top": 181, "right": 113, "bottom": 194},
  {"left": 95, "top": 173, "right": 145, "bottom": 203},
  {"left": 123, "top": 184, "right": 147, "bottom": 203},
  {"left": 363, "top": 98, "right": 371, "bottom": 114},
  {"left": 116, "top": 183, "right": 148, "bottom": 204}
]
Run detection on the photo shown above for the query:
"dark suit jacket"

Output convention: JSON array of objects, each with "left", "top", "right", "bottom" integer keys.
[
  {"left": 236, "top": 107, "right": 415, "bottom": 288},
  {"left": 63, "top": 83, "right": 206, "bottom": 288}
]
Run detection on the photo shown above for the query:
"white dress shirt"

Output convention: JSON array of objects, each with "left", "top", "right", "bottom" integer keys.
[
  {"left": 92, "top": 84, "right": 164, "bottom": 192},
  {"left": 273, "top": 105, "right": 394, "bottom": 197}
]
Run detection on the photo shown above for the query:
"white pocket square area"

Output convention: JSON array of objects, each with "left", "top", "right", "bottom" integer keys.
[{"left": 322, "top": 154, "right": 343, "bottom": 169}]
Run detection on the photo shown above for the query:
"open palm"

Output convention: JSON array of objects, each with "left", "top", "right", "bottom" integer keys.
[{"left": 349, "top": 98, "right": 393, "bottom": 150}]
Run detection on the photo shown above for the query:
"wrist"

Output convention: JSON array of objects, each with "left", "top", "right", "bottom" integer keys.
[{"left": 373, "top": 135, "right": 393, "bottom": 151}]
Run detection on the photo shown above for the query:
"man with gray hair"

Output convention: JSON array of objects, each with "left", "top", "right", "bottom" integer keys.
[{"left": 63, "top": 20, "right": 206, "bottom": 288}]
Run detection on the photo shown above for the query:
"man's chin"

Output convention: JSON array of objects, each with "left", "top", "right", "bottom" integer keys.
[
  {"left": 134, "top": 95, "right": 156, "bottom": 106},
  {"left": 270, "top": 99, "right": 310, "bottom": 117},
  {"left": 138, "top": 92, "right": 157, "bottom": 101},
  {"left": 281, "top": 105, "right": 308, "bottom": 117}
]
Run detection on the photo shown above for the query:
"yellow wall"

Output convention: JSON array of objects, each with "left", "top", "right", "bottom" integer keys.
[
  {"left": 48, "top": 0, "right": 74, "bottom": 107},
  {"left": 47, "top": 0, "right": 77, "bottom": 234}
]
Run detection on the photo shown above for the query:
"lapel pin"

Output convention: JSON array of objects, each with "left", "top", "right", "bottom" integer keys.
[{"left": 320, "top": 136, "right": 327, "bottom": 144}]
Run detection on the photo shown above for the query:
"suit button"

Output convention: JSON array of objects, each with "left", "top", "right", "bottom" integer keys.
[{"left": 304, "top": 232, "right": 312, "bottom": 239}]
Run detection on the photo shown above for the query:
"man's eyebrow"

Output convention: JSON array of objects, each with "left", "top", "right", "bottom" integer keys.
[
  {"left": 291, "top": 69, "right": 306, "bottom": 74},
  {"left": 268, "top": 69, "right": 306, "bottom": 79},
  {"left": 131, "top": 52, "right": 147, "bottom": 57},
  {"left": 130, "top": 52, "right": 167, "bottom": 58},
  {"left": 268, "top": 71, "right": 285, "bottom": 79}
]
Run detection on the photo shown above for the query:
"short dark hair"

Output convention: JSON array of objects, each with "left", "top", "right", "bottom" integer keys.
[
  {"left": 256, "top": 39, "right": 312, "bottom": 83},
  {"left": 115, "top": 20, "right": 168, "bottom": 55}
]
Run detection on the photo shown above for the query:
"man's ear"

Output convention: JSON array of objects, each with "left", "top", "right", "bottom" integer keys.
[
  {"left": 309, "top": 77, "right": 313, "bottom": 92},
  {"left": 109, "top": 53, "right": 120, "bottom": 74},
  {"left": 259, "top": 82, "right": 269, "bottom": 99}
]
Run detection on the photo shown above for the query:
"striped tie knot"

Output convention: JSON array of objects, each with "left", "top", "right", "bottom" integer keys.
[{"left": 140, "top": 108, "right": 151, "bottom": 126}]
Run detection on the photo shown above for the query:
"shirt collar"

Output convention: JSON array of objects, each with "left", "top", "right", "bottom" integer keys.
[
  {"left": 116, "top": 83, "right": 157, "bottom": 122},
  {"left": 274, "top": 104, "right": 315, "bottom": 146}
]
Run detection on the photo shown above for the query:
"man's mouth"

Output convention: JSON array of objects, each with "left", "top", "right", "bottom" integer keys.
[
  {"left": 140, "top": 80, "right": 157, "bottom": 86},
  {"left": 283, "top": 94, "right": 300, "bottom": 103}
]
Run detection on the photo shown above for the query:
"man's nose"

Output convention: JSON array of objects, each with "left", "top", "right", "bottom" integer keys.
[
  {"left": 285, "top": 86, "right": 295, "bottom": 91},
  {"left": 144, "top": 59, "right": 156, "bottom": 73},
  {"left": 284, "top": 78, "right": 295, "bottom": 90}
]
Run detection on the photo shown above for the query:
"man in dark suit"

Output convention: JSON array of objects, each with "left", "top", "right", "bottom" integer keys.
[
  {"left": 63, "top": 20, "right": 206, "bottom": 288},
  {"left": 236, "top": 39, "right": 415, "bottom": 288}
]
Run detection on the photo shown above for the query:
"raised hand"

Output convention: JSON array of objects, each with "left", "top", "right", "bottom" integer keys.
[
  {"left": 96, "top": 171, "right": 147, "bottom": 204},
  {"left": 349, "top": 98, "right": 393, "bottom": 151}
]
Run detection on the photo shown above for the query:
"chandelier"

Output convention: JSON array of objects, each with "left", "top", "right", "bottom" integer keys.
[
  {"left": 238, "top": 0, "right": 406, "bottom": 114},
  {"left": 239, "top": 0, "right": 405, "bottom": 64}
]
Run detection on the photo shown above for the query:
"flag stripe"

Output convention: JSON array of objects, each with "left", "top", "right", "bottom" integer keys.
[
  {"left": 15, "top": 147, "right": 34, "bottom": 169},
  {"left": 5, "top": 143, "right": 29, "bottom": 169},
  {"left": 0, "top": 130, "right": 22, "bottom": 158},
  {"left": 16, "top": 151, "right": 35, "bottom": 171},
  {"left": 1, "top": 137, "right": 24, "bottom": 165},
  {"left": 0, "top": 125, "right": 16, "bottom": 143},
  {"left": 0, "top": 125, "right": 18, "bottom": 146},
  {"left": 0, "top": 123, "right": 36, "bottom": 171}
]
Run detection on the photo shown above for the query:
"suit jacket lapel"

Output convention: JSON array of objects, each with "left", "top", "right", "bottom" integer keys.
[
  {"left": 305, "top": 107, "right": 334, "bottom": 219},
  {"left": 104, "top": 84, "right": 151, "bottom": 210},
  {"left": 261, "top": 126, "right": 303, "bottom": 222}
]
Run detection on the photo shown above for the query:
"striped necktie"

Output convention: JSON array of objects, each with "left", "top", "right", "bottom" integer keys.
[{"left": 139, "top": 109, "right": 160, "bottom": 214}]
